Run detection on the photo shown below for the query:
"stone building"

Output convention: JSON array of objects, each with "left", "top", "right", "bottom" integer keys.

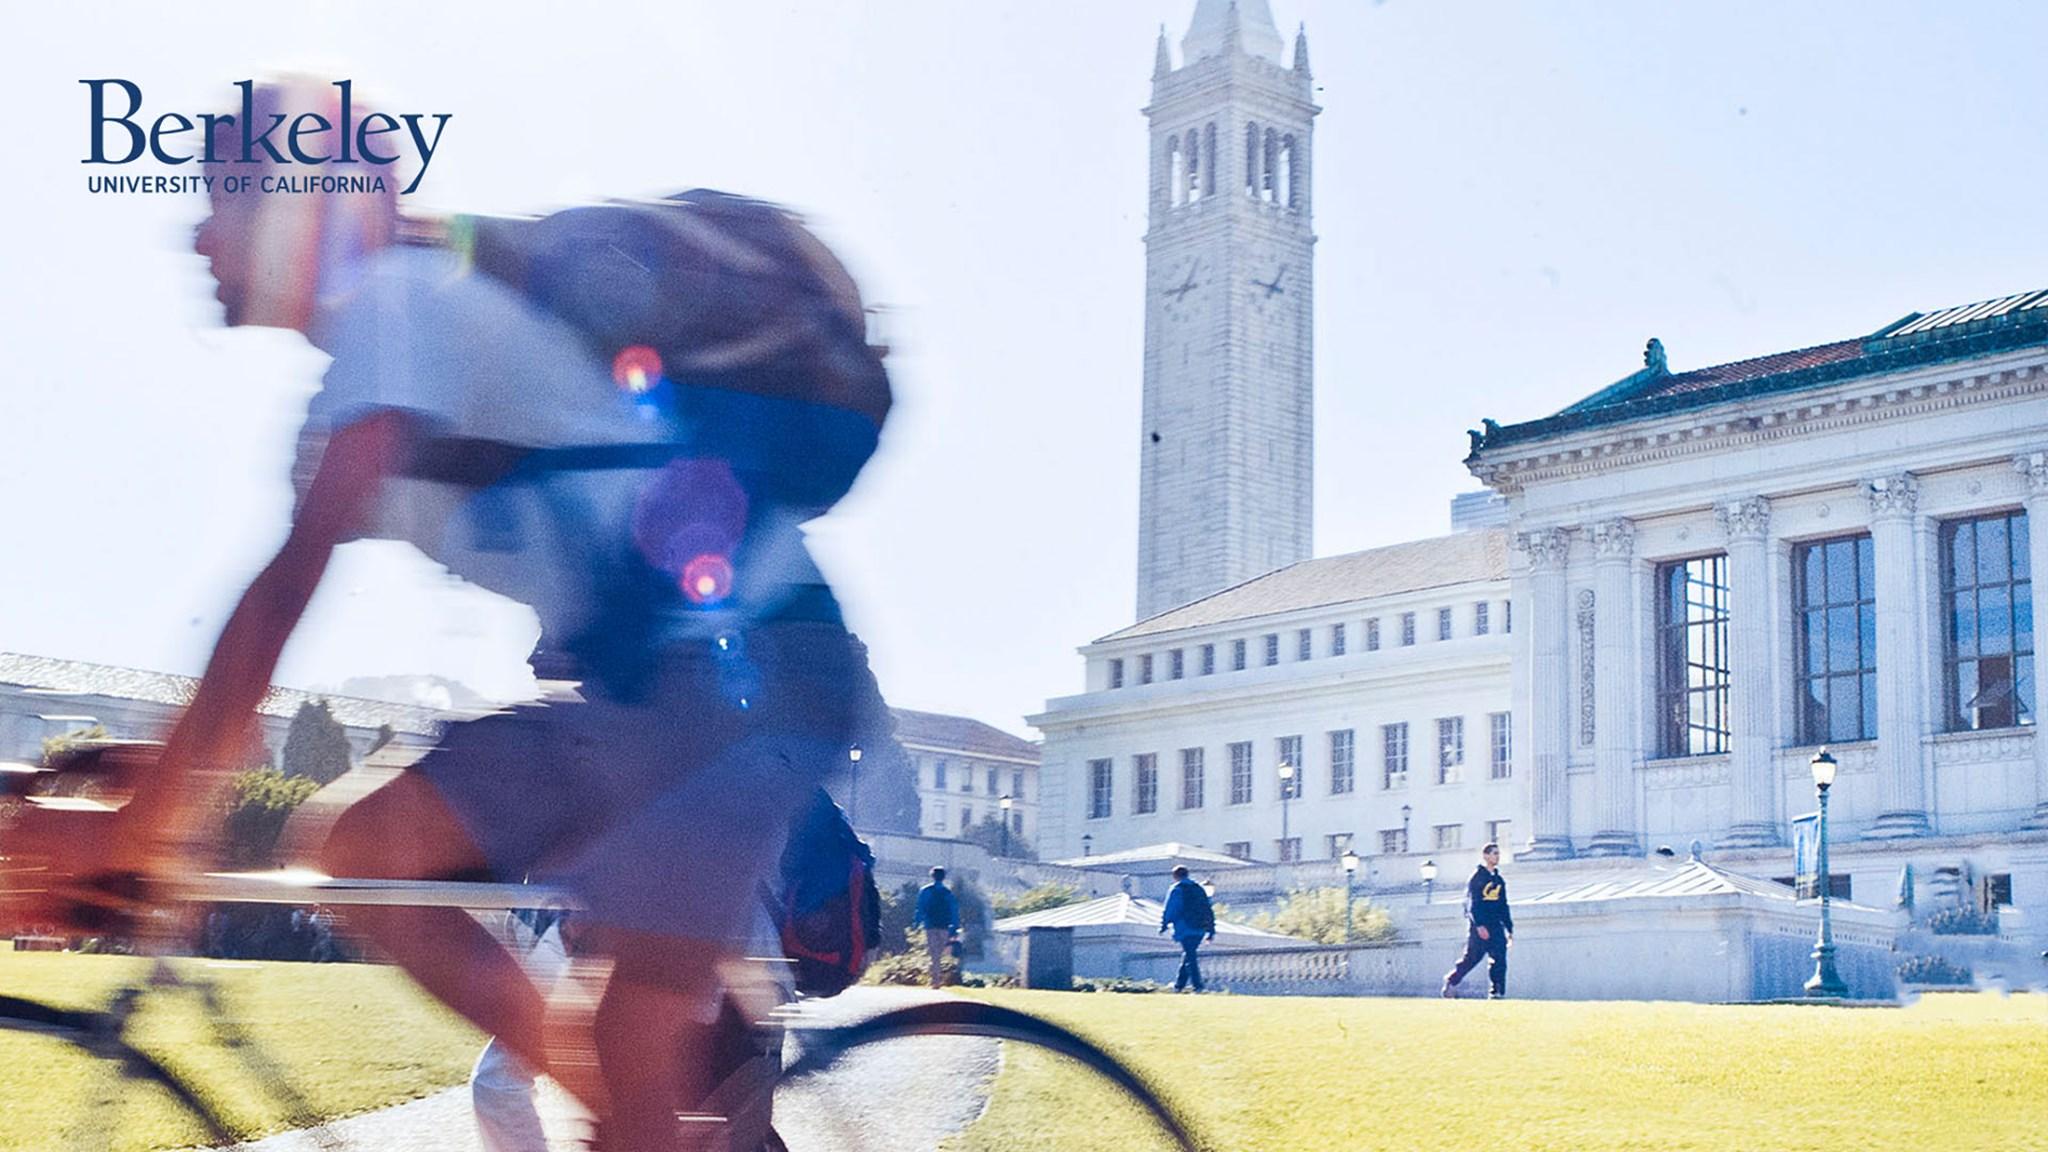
[{"left": 894, "top": 707, "right": 1042, "bottom": 848}]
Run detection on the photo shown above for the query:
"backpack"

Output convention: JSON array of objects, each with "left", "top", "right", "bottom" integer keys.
[
  {"left": 1180, "top": 881, "right": 1216, "bottom": 934},
  {"left": 774, "top": 788, "right": 882, "bottom": 997}
]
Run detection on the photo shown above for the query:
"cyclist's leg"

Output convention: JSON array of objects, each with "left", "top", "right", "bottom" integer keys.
[
  {"left": 318, "top": 773, "right": 554, "bottom": 1087},
  {"left": 586, "top": 928, "right": 730, "bottom": 1152}
]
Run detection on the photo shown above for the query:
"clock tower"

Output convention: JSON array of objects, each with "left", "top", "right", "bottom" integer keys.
[{"left": 1137, "top": 0, "right": 1318, "bottom": 621}]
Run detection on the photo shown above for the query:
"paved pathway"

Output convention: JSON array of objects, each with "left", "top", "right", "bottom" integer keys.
[{"left": 221, "top": 987, "right": 1000, "bottom": 1152}]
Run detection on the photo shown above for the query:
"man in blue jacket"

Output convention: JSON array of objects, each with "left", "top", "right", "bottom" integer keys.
[
  {"left": 1159, "top": 865, "right": 1216, "bottom": 993},
  {"left": 910, "top": 866, "right": 961, "bottom": 988},
  {"left": 1442, "top": 843, "right": 1514, "bottom": 999}
]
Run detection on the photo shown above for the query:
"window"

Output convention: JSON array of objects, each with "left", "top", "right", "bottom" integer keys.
[
  {"left": 1379, "top": 828, "right": 1408, "bottom": 855},
  {"left": 1169, "top": 648, "right": 1185, "bottom": 680},
  {"left": 1013, "top": 770, "right": 1026, "bottom": 801},
  {"left": 1778, "top": 874, "right": 1854, "bottom": 901},
  {"left": 1942, "top": 511, "right": 2034, "bottom": 732},
  {"left": 1087, "top": 759, "right": 1112, "bottom": 819},
  {"left": 1657, "top": 555, "right": 1732, "bottom": 756},
  {"left": 1475, "top": 601, "right": 1490, "bottom": 636},
  {"left": 1486, "top": 819, "right": 1513, "bottom": 851},
  {"left": 1108, "top": 659, "right": 1124, "bottom": 690},
  {"left": 1437, "top": 607, "right": 1453, "bottom": 641},
  {"left": 1224, "top": 841, "right": 1253, "bottom": 861},
  {"left": 1229, "top": 741, "right": 1254, "bottom": 804},
  {"left": 1263, "top": 633, "right": 1280, "bottom": 666},
  {"left": 1504, "top": 600, "right": 1513, "bottom": 633},
  {"left": 1201, "top": 644, "right": 1216, "bottom": 675},
  {"left": 1366, "top": 618, "right": 1381, "bottom": 651},
  {"left": 1382, "top": 723, "right": 1409, "bottom": 789},
  {"left": 1433, "top": 823, "right": 1463, "bottom": 851},
  {"left": 1232, "top": 639, "right": 1248, "bottom": 671},
  {"left": 1011, "top": 812, "right": 1024, "bottom": 834},
  {"left": 1134, "top": 753, "right": 1158, "bottom": 814},
  {"left": 985, "top": 766, "right": 998, "bottom": 795},
  {"left": 1277, "top": 735, "right": 1304, "bottom": 798},
  {"left": 1139, "top": 653, "right": 1154, "bottom": 685},
  {"left": 1329, "top": 728, "right": 1355, "bottom": 794},
  {"left": 962, "top": 767, "right": 973, "bottom": 793},
  {"left": 1488, "top": 712, "right": 1512, "bottom": 780},
  {"left": 1437, "top": 716, "right": 1465, "bottom": 784},
  {"left": 1180, "top": 747, "right": 1205, "bottom": 809},
  {"left": 1326, "top": 833, "right": 1354, "bottom": 859},
  {"left": 1297, "top": 628, "right": 1312, "bottom": 661},
  {"left": 1331, "top": 623, "right": 1347, "bottom": 656},
  {"left": 961, "top": 806, "right": 973, "bottom": 831},
  {"left": 1401, "top": 613, "right": 1417, "bottom": 646},
  {"left": 1276, "top": 837, "right": 1302, "bottom": 863},
  {"left": 1988, "top": 872, "right": 2014, "bottom": 910},
  {"left": 1794, "top": 535, "right": 1878, "bottom": 744},
  {"left": 933, "top": 758, "right": 949, "bottom": 789}
]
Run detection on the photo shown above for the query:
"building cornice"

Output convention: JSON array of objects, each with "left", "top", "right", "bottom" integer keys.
[{"left": 1469, "top": 353, "right": 2048, "bottom": 495}]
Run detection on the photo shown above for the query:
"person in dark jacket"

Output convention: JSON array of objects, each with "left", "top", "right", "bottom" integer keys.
[
  {"left": 1159, "top": 865, "right": 1216, "bottom": 993},
  {"left": 1441, "top": 843, "right": 1514, "bottom": 999},
  {"left": 910, "top": 866, "right": 961, "bottom": 988}
]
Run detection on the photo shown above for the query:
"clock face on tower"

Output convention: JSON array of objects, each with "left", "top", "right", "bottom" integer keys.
[{"left": 1161, "top": 256, "right": 1201, "bottom": 314}]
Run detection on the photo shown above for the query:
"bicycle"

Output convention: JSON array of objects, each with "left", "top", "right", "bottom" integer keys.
[{"left": 0, "top": 871, "right": 1202, "bottom": 1152}]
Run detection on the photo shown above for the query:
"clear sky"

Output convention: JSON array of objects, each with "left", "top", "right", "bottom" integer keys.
[{"left": 3, "top": 2, "right": 2045, "bottom": 735}]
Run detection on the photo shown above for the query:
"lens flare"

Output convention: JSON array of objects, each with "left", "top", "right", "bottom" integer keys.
[
  {"left": 681, "top": 553, "right": 734, "bottom": 605},
  {"left": 612, "top": 345, "right": 663, "bottom": 395}
]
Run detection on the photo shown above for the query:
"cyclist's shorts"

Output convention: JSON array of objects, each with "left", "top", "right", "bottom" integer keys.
[{"left": 412, "top": 620, "right": 884, "bottom": 948}]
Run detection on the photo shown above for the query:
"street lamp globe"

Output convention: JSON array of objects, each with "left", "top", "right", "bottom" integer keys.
[
  {"left": 1000, "top": 794, "right": 1014, "bottom": 812},
  {"left": 1810, "top": 746, "right": 1838, "bottom": 790},
  {"left": 848, "top": 745, "right": 862, "bottom": 764},
  {"left": 1341, "top": 850, "right": 1360, "bottom": 877},
  {"left": 1419, "top": 858, "right": 1438, "bottom": 884}
]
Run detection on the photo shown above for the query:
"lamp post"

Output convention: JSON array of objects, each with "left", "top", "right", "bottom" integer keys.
[
  {"left": 1805, "top": 747, "right": 1849, "bottom": 998},
  {"left": 999, "top": 794, "right": 1014, "bottom": 858},
  {"left": 1341, "top": 848, "right": 1360, "bottom": 942},
  {"left": 847, "top": 745, "right": 862, "bottom": 826},
  {"left": 1420, "top": 857, "right": 1438, "bottom": 905},
  {"left": 1278, "top": 762, "right": 1297, "bottom": 860}
]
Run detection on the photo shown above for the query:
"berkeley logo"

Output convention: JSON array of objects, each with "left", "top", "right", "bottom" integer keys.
[{"left": 82, "top": 79, "right": 451, "bottom": 195}]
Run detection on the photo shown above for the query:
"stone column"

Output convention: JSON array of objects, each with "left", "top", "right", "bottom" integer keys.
[
  {"left": 1517, "top": 528, "right": 1574, "bottom": 859},
  {"left": 1584, "top": 518, "right": 1641, "bottom": 856},
  {"left": 2016, "top": 452, "right": 2048, "bottom": 828},
  {"left": 1719, "top": 496, "right": 1781, "bottom": 847},
  {"left": 1866, "top": 473, "right": 1932, "bottom": 838}
]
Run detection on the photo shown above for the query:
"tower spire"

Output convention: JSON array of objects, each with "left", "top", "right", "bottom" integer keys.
[
  {"left": 1292, "top": 22, "right": 1311, "bottom": 77},
  {"left": 1221, "top": 1, "right": 1242, "bottom": 53},
  {"left": 1154, "top": 24, "right": 1173, "bottom": 79}
]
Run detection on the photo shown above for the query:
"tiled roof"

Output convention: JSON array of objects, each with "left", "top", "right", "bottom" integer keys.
[
  {"left": 1474, "top": 288, "right": 2048, "bottom": 454},
  {"left": 1044, "top": 841, "right": 1252, "bottom": 869},
  {"left": 992, "top": 893, "right": 1295, "bottom": 938},
  {"left": 1524, "top": 857, "right": 1880, "bottom": 913},
  {"left": 890, "top": 707, "right": 1039, "bottom": 761},
  {"left": 0, "top": 653, "right": 445, "bottom": 737},
  {"left": 1101, "top": 530, "right": 1510, "bottom": 642}
]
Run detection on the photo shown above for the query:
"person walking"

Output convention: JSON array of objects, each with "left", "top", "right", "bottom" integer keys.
[
  {"left": 910, "top": 866, "right": 960, "bottom": 989},
  {"left": 1441, "top": 843, "right": 1513, "bottom": 999},
  {"left": 1158, "top": 866, "right": 1215, "bottom": 993}
]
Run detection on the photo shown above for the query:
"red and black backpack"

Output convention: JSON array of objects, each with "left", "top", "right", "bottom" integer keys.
[{"left": 774, "top": 788, "right": 882, "bottom": 997}]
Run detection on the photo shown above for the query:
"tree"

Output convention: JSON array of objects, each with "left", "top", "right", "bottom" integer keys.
[
  {"left": 280, "top": 700, "right": 354, "bottom": 786},
  {"left": 221, "top": 768, "right": 321, "bottom": 868},
  {"left": 958, "top": 814, "right": 1038, "bottom": 860},
  {"left": 1252, "top": 887, "right": 1397, "bottom": 945}
]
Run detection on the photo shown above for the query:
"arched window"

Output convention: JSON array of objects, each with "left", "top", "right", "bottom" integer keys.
[
  {"left": 1185, "top": 128, "right": 1202, "bottom": 203},
  {"left": 1168, "top": 135, "right": 1185, "bottom": 208},
  {"left": 1203, "top": 122, "right": 1218, "bottom": 198},
  {"left": 1263, "top": 128, "right": 1279, "bottom": 203},
  {"left": 1244, "top": 122, "right": 1261, "bottom": 196},
  {"left": 1277, "top": 135, "right": 1296, "bottom": 208}
]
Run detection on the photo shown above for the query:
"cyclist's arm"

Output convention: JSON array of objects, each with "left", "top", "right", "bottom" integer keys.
[{"left": 127, "top": 411, "right": 415, "bottom": 854}]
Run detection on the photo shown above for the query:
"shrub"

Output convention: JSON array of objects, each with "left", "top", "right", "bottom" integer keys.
[
  {"left": 1926, "top": 906, "right": 1997, "bottom": 936},
  {"left": 221, "top": 768, "right": 322, "bottom": 868},
  {"left": 1251, "top": 887, "right": 1398, "bottom": 944},
  {"left": 1070, "top": 976, "right": 1166, "bottom": 994},
  {"left": 1897, "top": 954, "right": 1973, "bottom": 985},
  {"left": 994, "top": 883, "right": 1084, "bottom": 920}
]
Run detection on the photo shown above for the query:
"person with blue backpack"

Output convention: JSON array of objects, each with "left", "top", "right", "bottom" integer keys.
[
  {"left": 1159, "top": 865, "right": 1216, "bottom": 993},
  {"left": 50, "top": 80, "right": 894, "bottom": 1152},
  {"left": 911, "top": 866, "right": 962, "bottom": 989}
]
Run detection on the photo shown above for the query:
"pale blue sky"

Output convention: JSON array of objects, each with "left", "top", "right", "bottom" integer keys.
[{"left": 2, "top": 2, "right": 2044, "bottom": 734}]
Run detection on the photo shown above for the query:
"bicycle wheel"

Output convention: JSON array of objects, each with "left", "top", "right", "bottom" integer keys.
[
  {"left": 775, "top": 998, "right": 1200, "bottom": 1152},
  {"left": 0, "top": 993, "right": 237, "bottom": 1152}
]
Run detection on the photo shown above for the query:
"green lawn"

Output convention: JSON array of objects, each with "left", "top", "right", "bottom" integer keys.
[
  {"left": 0, "top": 952, "right": 483, "bottom": 1151},
  {"left": 953, "top": 989, "right": 2048, "bottom": 1152}
]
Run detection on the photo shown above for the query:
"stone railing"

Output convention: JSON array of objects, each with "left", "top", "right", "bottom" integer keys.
[{"left": 1119, "top": 940, "right": 1433, "bottom": 996}]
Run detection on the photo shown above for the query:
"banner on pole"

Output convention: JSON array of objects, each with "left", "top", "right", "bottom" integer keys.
[{"left": 1791, "top": 812, "right": 1820, "bottom": 901}]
